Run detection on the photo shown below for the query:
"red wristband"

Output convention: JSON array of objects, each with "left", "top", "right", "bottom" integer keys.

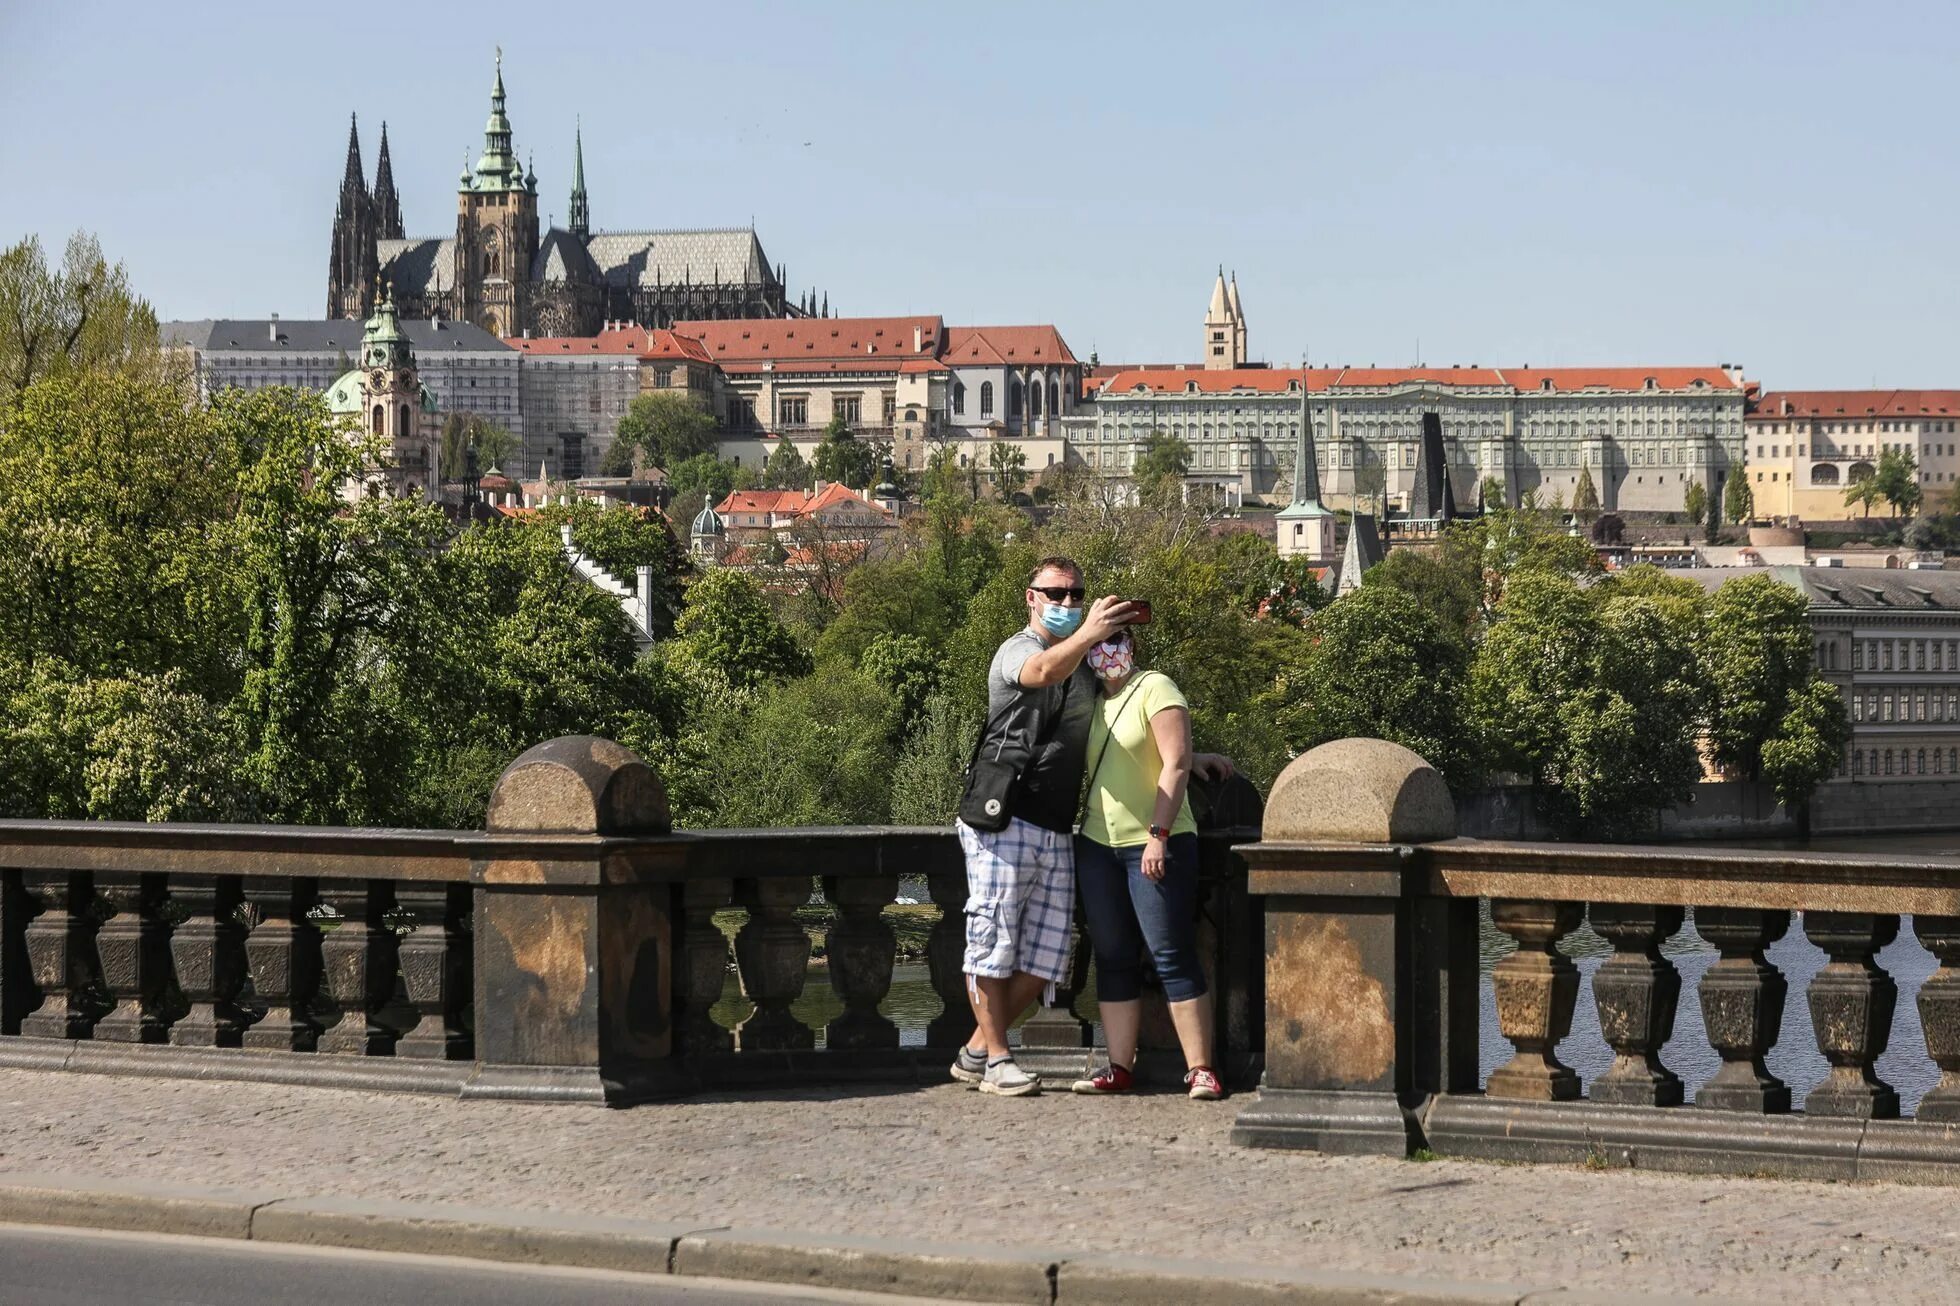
[{"left": 1148, "top": 825, "right": 1172, "bottom": 840}]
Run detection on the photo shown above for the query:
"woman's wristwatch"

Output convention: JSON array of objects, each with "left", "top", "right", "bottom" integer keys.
[{"left": 1148, "top": 824, "right": 1172, "bottom": 840}]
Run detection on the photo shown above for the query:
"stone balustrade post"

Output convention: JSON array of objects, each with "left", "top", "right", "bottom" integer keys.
[
  {"left": 466, "top": 735, "right": 687, "bottom": 1105},
  {"left": 1231, "top": 739, "right": 1471, "bottom": 1156},
  {"left": 675, "top": 877, "right": 734, "bottom": 1060},
  {"left": 1914, "top": 915, "right": 1960, "bottom": 1123},
  {"left": 395, "top": 881, "right": 472, "bottom": 1060},
  {"left": 91, "top": 872, "right": 168, "bottom": 1044},
  {"left": 19, "top": 870, "right": 95, "bottom": 1040},
  {"left": 821, "top": 872, "right": 899, "bottom": 1050},
  {"left": 732, "top": 877, "right": 814, "bottom": 1052},
  {"left": 923, "top": 869, "right": 971, "bottom": 1049},
  {"left": 1693, "top": 908, "right": 1791, "bottom": 1113},
  {"left": 1803, "top": 911, "right": 1901, "bottom": 1119},
  {"left": 1587, "top": 903, "right": 1685, "bottom": 1107},
  {"left": 166, "top": 875, "right": 247, "bottom": 1048}
]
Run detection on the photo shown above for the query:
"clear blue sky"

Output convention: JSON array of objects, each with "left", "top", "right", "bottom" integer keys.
[{"left": 3, "top": 1, "right": 1955, "bottom": 388}]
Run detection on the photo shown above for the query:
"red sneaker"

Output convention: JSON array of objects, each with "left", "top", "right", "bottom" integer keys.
[
  {"left": 1185, "top": 1066, "right": 1225, "bottom": 1100},
  {"left": 1071, "top": 1064, "right": 1134, "bottom": 1095}
]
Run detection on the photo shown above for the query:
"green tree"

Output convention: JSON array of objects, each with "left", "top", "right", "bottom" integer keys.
[
  {"left": 1762, "top": 678, "right": 1853, "bottom": 813},
  {"left": 0, "top": 231, "right": 161, "bottom": 406},
  {"left": 1724, "top": 471, "right": 1755, "bottom": 526},
  {"left": 530, "top": 498, "right": 690, "bottom": 638},
  {"left": 441, "top": 411, "right": 520, "bottom": 478},
  {"left": 1479, "top": 475, "right": 1508, "bottom": 512},
  {"left": 921, "top": 443, "right": 968, "bottom": 503},
  {"left": 1683, "top": 478, "right": 1708, "bottom": 527},
  {"left": 811, "top": 416, "right": 878, "bottom": 489},
  {"left": 613, "top": 391, "right": 717, "bottom": 470},
  {"left": 665, "top": 452, "right": 754, "bottom": 506},
  {"left": 1874, "top": 445, "right": 1922, "bottom": 518},
  {"left": 1700, "top": 573, "right": 1820, "bottom": 780},
  {"left": 859, "top": 632, "right": 939, "bottom": 729},
  {"left": 1132, "top": 430, "right": 1192, "bottom": 492},
  {"left": 699, "top": 670, "right": 898, "bottom": 827},
  {"left": 1279, "top": 585, "right": 1478, "bottom": 786},
  {"left": 888, "top": 690, "right": 978, "bottom": 826},
  {"left": 761, "top": 437, "right": 810, "bottom": 490},
  {"left": 672, "top": 568, "right": 811, "bottom": 690},
  {"left": 987, "top": 440, "right": 1028, "bottom": 497},
  {"left": 1572, "top": 465, "right": 1601, "bottom": 521}
]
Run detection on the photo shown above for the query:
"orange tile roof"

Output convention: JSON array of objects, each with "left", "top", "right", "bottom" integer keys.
[
  {"left": 1335, "top": 366, "right": 1507, "bottom": 387},
  {"left": 713, "top": 484, "right": 891, "bottom": 520},
  {"left": 942, "top": 325, "right": 1078, "bottom": 367},
  {"left": 1751, "top": 389, "right": 1960, "bottom": 419},
  {"left": 501, "top": 327, "right": 712, "bottom": 364},
  {"left": 1099, "top": 367, "right": 1338, "bottom": 395},
  {"left": 1094, "top": 365, "right": 1741, "bottom": 397},
  {"left": 1497, "top": 366, "right": 1738, "bottom": 392},
  {"left": 673, "top": 316, "right": 944, "bottom": 363}
]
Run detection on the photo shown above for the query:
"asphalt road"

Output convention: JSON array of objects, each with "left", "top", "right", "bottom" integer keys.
[{"left": 0, "top": 1223, "right": 948, "bottom": 1306}]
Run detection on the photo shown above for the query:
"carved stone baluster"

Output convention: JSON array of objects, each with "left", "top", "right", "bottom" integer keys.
[
  {"left": 19, "top": 871, "right": 95, "bottom": 1039},
  {"left": 242, "top": 876, "right": 321, "bottom": 1051},
  {"left": 395, "top": 882, "right": 471, "bottom": 1060},
  {"left": 316, "top": 880, "right": 398, "bottom": 1055},
  {"left": 677, "top": 878, "right": 734, "bottom": 1059},
  {"left": 1914, "top": 915, "right": 1960, "bottom": 1122},
  {"left": 93, "top": 872, "right": 169, "bottom": 1043},
  {"left": 166, "top": 875, "right": 246, "bottom": 1047},
  {"left": 1017, "top": 915, "right": 1094, "bottom": 1053},
  {"left": 1485, "top": 899, "right": 1583, "bottom": 1101},
  {"left": 1803, "top": 911, "right": 1900, "bottom": 1119},
  {"left": 1588, "top": 903, "right": 1684, "bottom": 1106},
  {"left": 822, "top": 874, "right": 899, "bottom": 1050},
  {"left": 1694, "top": 907, "right": 1792, "bottom": 1112},
  {"left": 924, "top": 869, "right": 971, "bottom": 1048},
  {"left": 733, "top": 878, "right": 813, "bottom": 1051}
]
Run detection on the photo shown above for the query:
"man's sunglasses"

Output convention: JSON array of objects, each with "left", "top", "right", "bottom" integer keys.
[{"left": 1030, "top": 585, "right": 1086, "bottom": 602}]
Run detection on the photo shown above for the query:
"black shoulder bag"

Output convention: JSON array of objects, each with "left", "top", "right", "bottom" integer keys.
[{"left": 958, "top": 676, "right": 1071, "bottom": 832}]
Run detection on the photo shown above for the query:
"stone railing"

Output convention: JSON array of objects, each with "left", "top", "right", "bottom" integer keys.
[
  {"left": 1233, "top": 737, "right": 1960, "bottom": 1183},
  {"left": 0, "top": 736, "right": 1262, "bottom": 1103}
]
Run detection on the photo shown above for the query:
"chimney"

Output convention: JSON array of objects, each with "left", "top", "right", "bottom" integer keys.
[
  {"left": 268, "top": 315, "right": 280, "bottom": 343},
  {"left": 913, "top": 326, "right": 923, "bottom": 352},
  {"left": 559, "top": 522, "right": 575, "bottom": 549},
  {"left": 636, "top": 564, "right": 653, "bottom": 623}
]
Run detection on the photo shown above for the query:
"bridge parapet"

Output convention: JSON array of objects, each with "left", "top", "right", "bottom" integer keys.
[{"left": 1233, "top": 737, "right": 1960, "bottom": 1183}]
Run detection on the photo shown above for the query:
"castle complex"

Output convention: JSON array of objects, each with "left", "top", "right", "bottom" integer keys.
[{"left": 327, "top": 52, "right": 817, "bottom": 338}]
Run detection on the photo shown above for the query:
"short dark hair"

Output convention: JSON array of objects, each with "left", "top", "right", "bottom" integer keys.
[{"left": 1028, "top": 555, "right": 1081, "bottom": 586}]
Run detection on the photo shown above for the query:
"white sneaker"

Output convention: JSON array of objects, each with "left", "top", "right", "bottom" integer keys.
[
  {"left": 950, "top": 1045, "right": 987, "bottom": 1087},
  {"left": 979, "top": 1057, "right": 1040, "bottom": 1097}
]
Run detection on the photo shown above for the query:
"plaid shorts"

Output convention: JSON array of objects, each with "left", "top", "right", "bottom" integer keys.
[{"left": 954, "top": 817, "right": 1075, "bottom": 985}]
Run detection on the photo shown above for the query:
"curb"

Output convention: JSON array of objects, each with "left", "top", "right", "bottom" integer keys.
[{"left": 0, "top": 1173, "right": 1766, "bottom": 1305}]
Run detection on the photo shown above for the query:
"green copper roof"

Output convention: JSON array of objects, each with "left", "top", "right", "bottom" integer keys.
[{"left": 470, "top": 47, "right": 524, "bottom": 191}]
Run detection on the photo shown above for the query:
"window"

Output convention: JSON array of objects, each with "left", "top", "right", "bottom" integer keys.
[
  {"left": 1855, "top": 750, "right": 1867, "bottom": 776},
  {"left": 370, "top": 404, "right": 384, "bottom": 435},
  {"left": 883, "top": 395, "right": 896, "bottom": 424},
  {"left": 1919, "top": 748, "right": 1929, "bottom": 775},
  {"left": 1049, "top": 380, "right": 1060, "bottom": 414},
  {"left": 1885, "top": 749, "right": 1895, "bottom": 775},
  {"left": 1884, "top": 643, "right": 1895, "bottom": 670},
  {"left": 1917, "top": 693, "right": 1928, "bottom": 721},
  {"left": 1029, "top": 383, "right": 1042, "bottom": 417},
  {"left": 780, "top": 396, "right": 808, "bottom": 426},
  {"left": 399, "top": 403, "right": 410, "bottom": 435},
  {"left": 1008, "top": 379, "right": 1023, "bottom": 419},
  {"left": 1854, "top": 642, "right": 1865, "bottom": 670},
  {"left": 980, "top": 382, "right": 994, "bottom": 417},
  {"left": 560, "top": 433, "right": 584, "bottom": 479},
  {"left": 954, "top": 381, "right": 965, "bottom": 415},
  {"left": 1883, "top": 694, "right": 1895, "bottom": 721},
  {"left": 836, "top": 394, "right": 862, "bottom": 425},
  {"left": 652, "top": 367, "right": 674, "bottom": 388}
]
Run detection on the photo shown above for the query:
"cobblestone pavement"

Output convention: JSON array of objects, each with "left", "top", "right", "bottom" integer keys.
[{"left": 0, "top": 1069, "right": 1950, "bottom": 1303}]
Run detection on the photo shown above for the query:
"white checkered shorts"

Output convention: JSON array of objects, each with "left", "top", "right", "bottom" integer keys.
[{"left": 954, "top": 817, "right": 1075, "bottom": 984}]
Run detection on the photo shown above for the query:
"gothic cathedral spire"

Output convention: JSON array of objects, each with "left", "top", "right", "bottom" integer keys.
[
  {"left": 568, "top": 118, "right": 590, "bottom": 240},
  {"left": 373, "top": 121, "right": 404, "bottom": 240},
  {"left": 327, "top": 113, "right": 378, "bottom": 319}
]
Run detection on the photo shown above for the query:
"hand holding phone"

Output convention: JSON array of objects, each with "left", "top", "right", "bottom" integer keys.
[{"left": 1121, "top": 600, "right": 1153, "bottom": 625}]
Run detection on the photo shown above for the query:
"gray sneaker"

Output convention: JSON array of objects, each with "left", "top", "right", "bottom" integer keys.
[
  {"left": 950, "top": 1045, "right": 987, "bottom": 1087},
  {"left": 979, "top": 1057, "right": 1040, "bottom": 1097}
]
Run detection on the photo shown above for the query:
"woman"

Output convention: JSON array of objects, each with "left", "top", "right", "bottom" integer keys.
[{"left": 1070, "top": 626, "right": 1221, "bottom": 1100}]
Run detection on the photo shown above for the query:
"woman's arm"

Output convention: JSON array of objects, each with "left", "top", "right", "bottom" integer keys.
[{"left": 1142, "top": 705, "right": 1193, "bottom": 882}]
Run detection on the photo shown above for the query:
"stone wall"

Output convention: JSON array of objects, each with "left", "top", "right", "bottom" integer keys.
[
  {"left": 1810, "top": 778, "right": 1960, "bottom": 835},
  {"left": 1456, "top": 781, "right": 1800, "bottom": 842}
]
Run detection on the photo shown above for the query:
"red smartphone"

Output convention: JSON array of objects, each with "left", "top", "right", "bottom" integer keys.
[{"left": 1122, "top": 600, "right": 1152, "bottom": 625}]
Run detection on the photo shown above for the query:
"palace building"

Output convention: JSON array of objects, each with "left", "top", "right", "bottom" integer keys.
[{"left": 326, "top": 52, "right": 822, "bottom": 339}]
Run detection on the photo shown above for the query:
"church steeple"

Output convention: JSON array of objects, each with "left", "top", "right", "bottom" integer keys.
[
  {"left": 373, "top": 121, "right": 403, "bottom": 240},
  {"left": 568, "top": 119, "right": 590, "bottom": 239},
  {"left": 327, "top": 113, "right": 377, "bottom": 319},
  {"left": 1275, "top": 360, "right": 1335, "bottom": 562},
  {"left": 472, "top": 47, "right": 522, "bottom": 190},
  {"left": 340, "top": 113, "right": 367, "bottom": 200}
]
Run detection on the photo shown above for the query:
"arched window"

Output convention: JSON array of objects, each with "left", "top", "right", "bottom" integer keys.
[
  {"left": 371, "top": 404, "right": 384, "bottom": 435},
  {"left": 1048, "top": 380, "right": 1060, "bottom": 414},
  {"left": 399, "top": 403, "right": 411, "bottom": 434},
  {"left": 1008, "top": 378, "right": 1023, "bottom": 419},
  {"left": 953, "top": 381, "right": 966, "bottom": 415},
  {"left": 1030, "top": 382, "right": 1043, "bottom": 417},
  {"left": 980, "top": 382, "right": 994, "bottom": 417}
]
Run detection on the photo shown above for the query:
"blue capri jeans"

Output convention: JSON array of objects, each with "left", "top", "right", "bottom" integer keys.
[{"left": 1073, "top": 833, "right": 1208, "bottom": 1004}]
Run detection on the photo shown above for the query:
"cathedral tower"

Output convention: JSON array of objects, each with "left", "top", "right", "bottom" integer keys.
[
  {"left": 1276, "top": 364, "right": 1336, "bottom": 561},
  {"left": 454, "top": 49, "right": 539, "bottom": 338},
  {"left": 373, "top": 122, "right": 404, "bottom": 240},
  {"left": 327, "top": 114, "right": 378, "bottom": 319},
  {"left": 568, "top": 120, "right": 590, "bottom": 240},
  {"left": 1203, "top": 267, "right": 1246, "bottom": 369}
]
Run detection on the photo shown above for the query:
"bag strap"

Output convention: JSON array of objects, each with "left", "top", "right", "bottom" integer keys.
[
  {"left": 967, "top": 647, "right": 1074, "bottom": 775},
  {"left": 1075, "top": 670, "right": 1156, "bottom": 828}
]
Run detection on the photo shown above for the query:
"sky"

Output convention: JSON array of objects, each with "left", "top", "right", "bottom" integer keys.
[{"left": 3, "top": 1, "right": 1956, "bottom": 389}]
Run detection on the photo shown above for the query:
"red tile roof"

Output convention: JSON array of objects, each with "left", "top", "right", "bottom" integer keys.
[
  {"left": 1098, "top": 367, "right": 1339, "bottom": 395},
  {"left": 1092, "top": 365, "right": 1741, "bottom": 397},
  {"left": 1336, "top": 366, "right": 1507, "bottom": 387},
  {"left": 1751, "top": 389, "right": 1960, "bottom": 419},
  {"left": 714, "top": 483, "right": 891, "bottom": 520},
  {"left": 673, "top": 316, "right": 945, "bottom": 363},
  {"left": 1497, "top": 367, "right": 1738, "bottom": 392},
  {"left": 501, "top": 327, "right": 712, "bottom": 364},
  {"left": 942, "top": 325, "right": 1078, "bottom": 367}
]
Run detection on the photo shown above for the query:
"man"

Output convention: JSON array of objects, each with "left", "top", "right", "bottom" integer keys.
[{"left": 952, "top": 556, "right": 1229, "bottom": 1096}]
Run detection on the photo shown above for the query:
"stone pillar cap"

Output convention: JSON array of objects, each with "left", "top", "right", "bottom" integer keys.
[
  {"left": 1262, "top": 738, "right": 1455, "bottom": 844},
  {"left": 486, "top": 735, "right": 670, "bottom": 835}
]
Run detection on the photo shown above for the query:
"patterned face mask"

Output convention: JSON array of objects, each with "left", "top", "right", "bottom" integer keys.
[{"left": 1086, "top": 639, "right": 1134, "bottom": 681}]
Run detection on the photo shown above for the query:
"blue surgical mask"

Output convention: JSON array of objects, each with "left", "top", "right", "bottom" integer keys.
[{"left": 1038, "top": 603, "right": 1084, "bottom": 637}]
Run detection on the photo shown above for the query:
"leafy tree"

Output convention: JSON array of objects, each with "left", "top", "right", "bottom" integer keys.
[
  {"left": 698, "top": 670, "right": 898, "bottom": 827},
  {"left": 1699, "top": 573, "right": 1821, "bottom": 780},
  {"left": 0, "top": 232, "right": 160, "bottom": 406},
  {"left": 1874, "top": 445, "right": 1922, "bottom": 518},
  {"left": 1236, "top": 545, "right": 1331, "bottom": 626},
  {"left": 1133, "top": 430, "right": 1192, "bottom": 492},
  {"left": 1842, "top": 471, "right": 1881, "bottom": 520},
  {"left": 1724, "top": 471, "right": 1754, "bottom": 526},
  {"left": 1478, "top": 475, "right": 1508, "bottom": 512},
  {"left": 888, "top": 691, "right": 977, "bottom": 826},
  {"left": 1762, "top": 678, "right": 1853, "bottom": 814},
  {"left": 1572, "top": 465, "right": 1601, "bottom": 521},
  {"left": 762, "top": 437, "right": 810, "bottom": 490},
  {"left": 921, "top": 443, "right": 968, "bottom": 503},
  {"left": 1278, "top": 585, "right": 1478, "bottom": 786},
  {"left": 613, "top": 391, "right": 717, "bottom": 470},
  {"left": 665, "top": 452, "right": 754, "bottom": 506},
  {"left": 672, "top": 568, "right": 811, "bottom": 690},
  {"left": 530, "top": 498, "right": 689, "bottom": 638},
  {"left": 440, "top": 411, "right": 519, "bottom": 479},
  {"left": 1683, "top": 478, "right": 1708, "bottom": 527},
  {"left": 987, "top": 440, "right": 1028, "bottom": 497},
  {"left": 811, "top": 417, "right": 878, "bottom": 489},
  {"left": 859, "top": 632, "right": 939, "bottom": 729}
]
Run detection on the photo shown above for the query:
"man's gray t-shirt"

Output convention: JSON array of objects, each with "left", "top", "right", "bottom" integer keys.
[{"left": 980, "top": 625, "right": 1098, "bottom": 834}]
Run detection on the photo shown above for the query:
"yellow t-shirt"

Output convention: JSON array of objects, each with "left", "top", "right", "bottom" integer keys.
[{"left": 1080, "top": 670, "right": 1198, "bottom": 848}]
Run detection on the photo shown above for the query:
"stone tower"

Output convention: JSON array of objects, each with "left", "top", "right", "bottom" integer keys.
[
  {"left": 327, "top": 114, "right": 378, "bottom": 319},
  {"left": 373, "top": 122, "right": 404, "bottom": 240},
  {"left": 568, "top": 120, "right": 590, "bottom": 240},
  {"left": 454, "top": 49, "right": 539, "bottom": 338},
  {"left": 326, "top": 285, "right": 439, "bottom": 497},
  {"left": 1276, "top": 367, "right": 1336, "bottom": 561},
  {"left": 1228, "top": 271, "right": 1247, "bottom": 365},
  {"left": 1203, "top": 267, "right": 1246, "bottom": 370}
]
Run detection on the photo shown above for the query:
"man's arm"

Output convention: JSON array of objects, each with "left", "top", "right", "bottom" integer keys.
[{"left": 1018, "top": 596, "right": 1135, "bottom": 688}]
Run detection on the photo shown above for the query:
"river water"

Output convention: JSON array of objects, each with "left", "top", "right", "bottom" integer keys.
[{"left": 711, "top": 834, "right": 1959, "bottom": 1113}]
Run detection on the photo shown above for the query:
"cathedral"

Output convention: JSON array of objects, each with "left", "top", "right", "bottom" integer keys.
[{"left": 327, "top": 52, "right": 822, "bottom": 337}]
